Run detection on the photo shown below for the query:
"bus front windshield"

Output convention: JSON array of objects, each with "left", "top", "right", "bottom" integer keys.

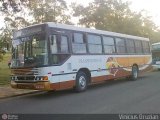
[
  {"left": 152, "top": 43, "right": 160, "bottom": 64},
  {"left": 11, "top": 34, "right": 48, "bottom": 68}
]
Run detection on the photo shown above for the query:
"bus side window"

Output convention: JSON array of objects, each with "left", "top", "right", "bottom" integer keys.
[
  {"left": 72, "top": 33, "right": 87, "bottom": 53},
  {"left": 87, "top": 34, "right": 102, "bottom": 54},
  {"left": 142, "top": 41, "right": 150, "bottom": 54},
  {"left": 126, "top": 39, "right": 135, "bottom": 54},
  {"left": 115, "top": 38, "right": 126, "bottom": 54},
  {"left": 60, "top": 35, "right": 69, "bottom": 53},
  {"left": 102, "top": 36, "right": 115, "bottom": 54},
  {"left": 135, "top": 40, "right": 143, "bottom": 54},
  {"left": 49, "top": 35, "right": 58, "bottom": 64},
  {"left": 49, "top": 34, "right": 70, "bottom": 65}
]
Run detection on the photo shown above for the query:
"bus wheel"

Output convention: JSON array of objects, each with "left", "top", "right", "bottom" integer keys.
[
  {"left": 75, "top": 71, "right": 88, "bottom": 92},
  {"left": 131, "top": 65, "right": 138, "bottom": 80}
]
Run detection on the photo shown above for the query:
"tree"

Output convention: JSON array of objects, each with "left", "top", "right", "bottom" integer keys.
[
  {"left": 71, "top": 0, "right": 159, "bottom": 42},
  {"left": 0, "top": 24, "right": 12, "bottom": 50},
  {"left": 0, "top": 0, "right": 71, "bottom": 24},
  {"left": 0, "top": 0, "right": 72, "bottom": 53},
  {"left": 0, "top": 0, "right": 30, "bottom": 53},
  {"left": 28, "top": 0, "right": 71, "bottom": 24},
  {"left": 0, "top": 0, "right": 28, "bottom": 13},
  {"left": 149, "top": 30, "right": 160, "bottom": 44},
  {"left": 0, "top": 26, "right": 11, "bottom": 62}
]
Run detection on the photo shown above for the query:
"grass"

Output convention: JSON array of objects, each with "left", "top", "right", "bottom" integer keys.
[{"left": 0, "top": 53, "right": 11, "bottom": 86}]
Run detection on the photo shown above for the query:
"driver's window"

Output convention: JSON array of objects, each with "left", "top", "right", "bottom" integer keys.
[
  {"left": 50, "top": 35, "right": 58, "bottom": 54},
  {"left": 50, "top": 34, "right": 70, "bottom": 65},
  {"left": 60, "top": 35, "right": 69, "bottom": 53}
]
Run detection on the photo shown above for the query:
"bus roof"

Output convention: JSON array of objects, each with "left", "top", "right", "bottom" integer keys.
[
  {"left": 18, "top": 22, "right": 150, "bottom": 41},
  {"left": 152, "top": 42, "right": 160, "bottom": 45},
  {"left": 47, "top": 22, "right": 149, "bottom": 41}
]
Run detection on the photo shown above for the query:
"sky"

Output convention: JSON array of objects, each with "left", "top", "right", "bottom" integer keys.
[
  {"left": 128, "top": 0, "right": 160, "bottom": 26},
  {"left": 0, "top": 0, "right": 160, "bottom": 28}
]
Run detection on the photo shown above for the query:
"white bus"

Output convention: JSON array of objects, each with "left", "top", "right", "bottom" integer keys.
[
  {"left": 10, "top": 22, "right": 152, "bottom": 92},
  {"left": 152, "top": 42, "right": 160, "bottom": 70}
]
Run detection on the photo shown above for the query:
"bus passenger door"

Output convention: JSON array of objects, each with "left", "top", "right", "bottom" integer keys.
[{"left": 58, "top": 34, "right": 74, "bottom": 89}]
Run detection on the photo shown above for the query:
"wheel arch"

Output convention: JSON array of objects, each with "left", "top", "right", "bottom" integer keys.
[
  {"left": 77, "top": 68, "right": 91, "bottom": 83},
  {"left": 132, "top": 63, "right": 139, "bottom": 71}
]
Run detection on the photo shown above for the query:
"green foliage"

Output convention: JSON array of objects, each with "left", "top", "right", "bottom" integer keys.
[
  {"left": 0, "top": 0, "right": 72, "bottom": 53},
  {"left": 28, "top": 0, "right": 71, "bottom": 24},
  {"left": 1, "top": 0, "right": 160, "bottom": 44},
  {"left": 0, "top": 27, "right": 12, "bottom": 43},
  {"left": 0, "top": 0, "right": 71, "bottom": 24},
  {"left": 0, "top": 53, "right": 11, "bottom": 85},
  {"left": 149, "top": 30, "right": 160, "bottom": 44},
  {"left": 0, "top": 26, "right": 12, "bottom": 53},
  {"left": 0, "top": 0, "right": 21, "bottom": 12},
  {"left": 71, "top": 0, "right": 160, "bottom": 43},
  {"left": 0, "top": 54, "right": 3, "bottom": 62}
]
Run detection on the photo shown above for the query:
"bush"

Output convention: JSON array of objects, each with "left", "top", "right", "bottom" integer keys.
[
  {"left": 0, "top": 53, "right": 11, "bottom": 85},
  {"left": 0, "top": 53, "right": 3, "bottom": 62},
  {"left": 0, "top": 49, "right": 6, "bottom": 55},
  {"left": 0, "top": 48, "right": 7, "bottom": 62}
]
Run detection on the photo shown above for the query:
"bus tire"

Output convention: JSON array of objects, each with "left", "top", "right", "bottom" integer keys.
[
  {"left": 75, "top": 71, "right": 88, "bottom": 92},
  {"left": 131, "top": 65, "right": 138, "bottom": 80}
]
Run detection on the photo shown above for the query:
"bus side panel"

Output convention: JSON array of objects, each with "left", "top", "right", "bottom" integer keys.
[
  {"left": 140, "top": 56, "right": 153, "bottom": 73},
  {"left": 45, "top": 55, "right": 152, "bottom": 90},
  {"left": 106, "top": 55, "right": 152, "bottom": 79}
]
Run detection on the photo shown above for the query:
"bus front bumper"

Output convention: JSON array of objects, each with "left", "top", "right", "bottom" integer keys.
[{"left": 11, "top": 81, "right": 52, "bottom": 91}]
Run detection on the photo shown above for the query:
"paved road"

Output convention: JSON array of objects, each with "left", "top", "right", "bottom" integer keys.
[{"left": 0, "top": 71, "right": 160, "bottom": 114}]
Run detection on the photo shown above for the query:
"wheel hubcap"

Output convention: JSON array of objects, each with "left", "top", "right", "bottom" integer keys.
[
  {"left": 133, "top": 67, "right": 138, "bottom": 78},
  {"left": 79, "top": 76, "right": 86, "bottom": 88}
]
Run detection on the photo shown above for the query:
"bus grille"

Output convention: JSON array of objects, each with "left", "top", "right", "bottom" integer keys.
[
  {"left": 11, "top": 68, "right": 39, "bottom": 75},
  {"left": 17, "top": 76, "right": 35, "bottom": 81}
]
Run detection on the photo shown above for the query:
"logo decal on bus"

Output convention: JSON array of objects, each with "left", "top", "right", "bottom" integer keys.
[{"left": 106, "top": 57, "right": 119, "bottom": 76}]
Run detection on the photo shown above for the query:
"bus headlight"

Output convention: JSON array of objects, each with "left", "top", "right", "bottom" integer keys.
[
  {"left": 35, "top": 76, "right": 48, "bottom": 81},
  {"left": 42, "top": 76, "right": 48, "bottom": 81}
]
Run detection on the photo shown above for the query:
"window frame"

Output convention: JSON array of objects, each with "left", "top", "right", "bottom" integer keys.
[
  {"left": 142, "top": 41, "right": 151, "bottom": 54},
  {"left": 134, "top": 40, "right": 143, "bottom": 54},
  {"left": 72, "top": 32, "right": 87, "bottom": 54},
  {"left": 126, "top": 38, "right": 136, "bottom": 54},
  {"left": 87, "top": 33, "right": 103, "bottom": 54},
  {"left": 48, "top": 27, "right": 151, "bottom": 56},
  {"left": 102, "top": 35, "right": 116, "bottom": 55},
  {"left": 49, "top": 33, "right": 71, "bottom": 66},
  {"left": 115, "top": 37, "right": 127, "bottom": 54},
  {"left": 60, "top": 35, "right": 69, "bottom": 53}
]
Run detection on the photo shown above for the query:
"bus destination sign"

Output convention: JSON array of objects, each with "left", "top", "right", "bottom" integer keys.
[{"left": 13, "top": 26, "right": 42, "bottom": 38}]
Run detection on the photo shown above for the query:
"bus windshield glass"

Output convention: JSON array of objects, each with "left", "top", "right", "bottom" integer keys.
[
  {"left": 152, "top": 43, "right": 160, "bottom": 64},
  {"left": 11, "top": 33, "right": 48, "bottom": 68},
  {"left": 152, "top": 44, "right": 160, "bottom": 51}
]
